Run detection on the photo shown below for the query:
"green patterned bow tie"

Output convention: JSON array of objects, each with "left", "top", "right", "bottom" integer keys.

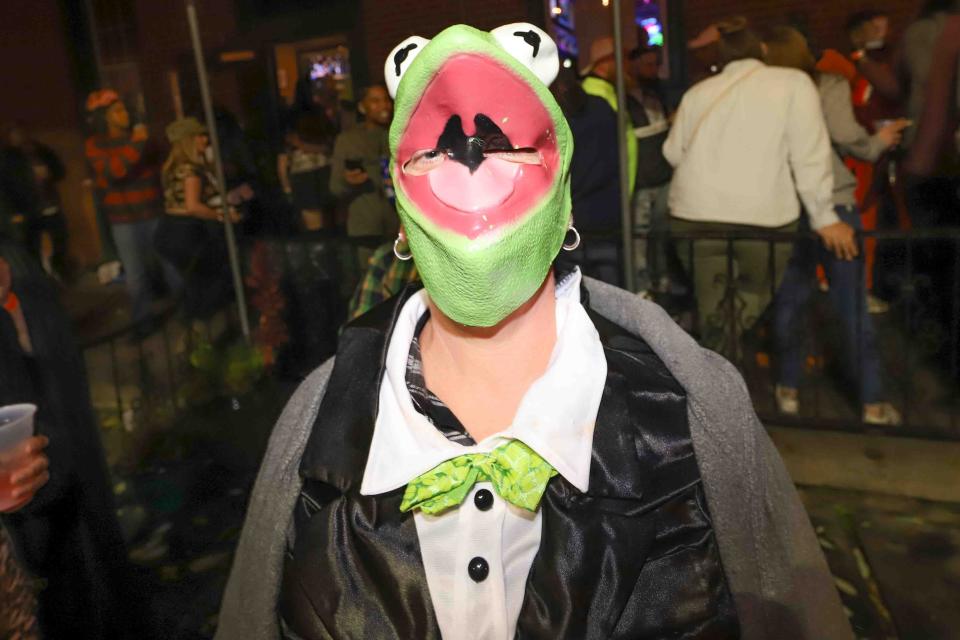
[{"left": 399, "top": 440, "right": 558, "bottom": 516}]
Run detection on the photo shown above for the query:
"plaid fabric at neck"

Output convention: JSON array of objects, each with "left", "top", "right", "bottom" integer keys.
[{"left": 405, "top": 311, "right": 476, "bottom": 447}]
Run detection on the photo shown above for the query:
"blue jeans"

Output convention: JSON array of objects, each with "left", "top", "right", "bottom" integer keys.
[
  {"left": 774, "top": 205, "right": 883, "bottom": 403},
  {"left": 111, "top": 218, "right": 182, "bottom": 324},
  {"left": 632, "top": 183, "right": 670, "bottom": 291}
]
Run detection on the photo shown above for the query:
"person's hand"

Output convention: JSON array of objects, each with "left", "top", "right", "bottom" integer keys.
[
  {"left": 215, "top": 207, "right": 242, "bottom": 223},
  {"left": 131, "top": 124, "right": 149, "bottom": 142},
  {"left": 344, "top": 168, "right": 369, "bottom": 186},
  {"left": 237, "top": 183, "right": 255, "bottom": 202},
  {"left": 876, "top": 119, "right": 910, "bottom": 148},
  {"left": 688, "top": 24, "right": 720, "bottom": 49},
  {"left": 817, "top": 221, "right": 859, "bottom": 261},
  {"left": 0, "top": 435, "right": 49, "bottom": 513}
]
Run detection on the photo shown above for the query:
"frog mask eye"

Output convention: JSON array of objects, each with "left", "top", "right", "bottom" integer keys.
[
  {"left": 385, "top": 36, "right": 431, "bottom": 99},
  {"left": 490, "top": 23, "right": 559, "bottom": 87}
]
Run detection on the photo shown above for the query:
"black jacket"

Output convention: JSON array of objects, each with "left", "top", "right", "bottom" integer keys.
[
  {"left": 0, "top": 241, "right": 152, "bottom": 640},
  {"left": 278, "top": 285, "right": 739, "bottom": 638}
]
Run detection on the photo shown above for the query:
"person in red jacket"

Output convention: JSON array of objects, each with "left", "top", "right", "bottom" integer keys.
[{"left": 84, "top": 90, "right": 180, "bottom": 328}]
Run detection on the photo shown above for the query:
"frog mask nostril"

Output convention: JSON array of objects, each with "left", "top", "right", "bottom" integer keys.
[{"left": 436, "top": 114, "right": 515, "bottom": 173}]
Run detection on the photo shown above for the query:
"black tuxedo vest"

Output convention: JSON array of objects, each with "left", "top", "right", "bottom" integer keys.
[{"left": 279, "top": 286, "right": 740, "bottom": 639}]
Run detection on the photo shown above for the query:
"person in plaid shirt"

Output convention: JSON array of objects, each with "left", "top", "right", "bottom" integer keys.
[{"left": 346, "top": 240, "right": 419, "bottom": 320}]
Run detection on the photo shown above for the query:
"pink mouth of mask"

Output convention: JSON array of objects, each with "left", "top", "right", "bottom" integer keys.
[{"left": 396, "top": 54, "right": 560, "bottom": 240}]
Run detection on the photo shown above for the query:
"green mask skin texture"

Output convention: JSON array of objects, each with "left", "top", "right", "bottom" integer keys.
[{"left": 388, "top": 24, "right": 573, "bottom": 327}]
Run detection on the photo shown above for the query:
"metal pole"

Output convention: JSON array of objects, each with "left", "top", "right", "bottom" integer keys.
[
  {"left": 186, "top": 0, "right": 251, "bottom": 340},
  {"left": 612, "top": 0, "right": 636, "bottom": 292}
]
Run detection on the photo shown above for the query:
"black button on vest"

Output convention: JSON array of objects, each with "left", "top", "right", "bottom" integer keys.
[
  {"left": 468, "top": 557, "right": 489, "bottom": 582},
  {"left": 473, "top": 489, "right": 493, "bottom": 511}
]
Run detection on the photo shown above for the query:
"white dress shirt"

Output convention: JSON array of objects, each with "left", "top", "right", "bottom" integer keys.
[
  {"left": 663, "top": 59, "right": 838, "bottom": 230},
  {"left": 360, "top": 268, "right": 607, "bottom": 639}
]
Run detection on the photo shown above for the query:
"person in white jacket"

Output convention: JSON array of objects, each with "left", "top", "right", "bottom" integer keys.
[{"left": 663, "top": 17, "right": 857, "bottom": 351}]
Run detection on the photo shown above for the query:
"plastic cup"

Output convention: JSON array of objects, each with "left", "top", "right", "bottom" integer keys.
[{"left": 0, "top": 403, "right": 37, "bottom": 511}]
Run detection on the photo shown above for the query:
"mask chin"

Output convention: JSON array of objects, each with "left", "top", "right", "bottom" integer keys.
[{"left": 401, "top": 200, "right": 568, "bottom": 327}]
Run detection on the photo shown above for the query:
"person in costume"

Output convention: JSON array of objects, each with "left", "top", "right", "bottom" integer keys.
[
  {"left": 217, "top": 24, "right": 850, "bottom": 640},
  {"left": 0, "top": 240, "right": 153, "bottom": 639}
]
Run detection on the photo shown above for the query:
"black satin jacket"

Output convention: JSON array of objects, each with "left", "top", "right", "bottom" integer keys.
[{"left": 280, "top": 286, "right": 740, "bottom": 639}]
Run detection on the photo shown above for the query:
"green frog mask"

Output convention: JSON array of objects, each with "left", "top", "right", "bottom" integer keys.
[{"left": 386, "top": 23, "right": 572, "bottom": 327}]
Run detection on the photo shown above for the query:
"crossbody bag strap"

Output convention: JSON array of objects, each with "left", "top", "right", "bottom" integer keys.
[{"left": 686, "top": 66, "right": 763, "bottom": 149}]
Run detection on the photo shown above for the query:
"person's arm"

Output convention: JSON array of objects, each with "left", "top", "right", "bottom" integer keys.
[
  {"left": 277, "top": 152, "right": 292, "bottom": 196},
  {"left": 700, "top": 351, "right": 854, "bottom": 639},
  {"left": 180, "top": 169, "right": 239, "bottom": 223},
  {"left": 329, "top": 132, "right": 370, "bottom": 199},
  {"left": 216, "top": 359, "right": 335, "bottom": 640},
  {"left": 661, "top": 97, "right": 687, "bottom": 167},
  {"left": 785, "top": 76, "right": 857, "bottom": 260},
  {"left": 854, "top": 56, "right": 901, "bottom": 101},
  {"left": 820, "top": 76, "right": 901, "bottom": 163},
  {"left": 0, "top": 258, "right": 74, "bottom": 514}
]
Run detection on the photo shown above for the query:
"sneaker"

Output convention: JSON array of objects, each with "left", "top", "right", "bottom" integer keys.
[
  {"left": 775, "top": 385, "right": 799, "bottom": 415},
  {"left": 863, "top": 402, "right": 902, "bottom": 426},
  {"left": 867, "top": 294, "right": 890, "bottom": 314}
]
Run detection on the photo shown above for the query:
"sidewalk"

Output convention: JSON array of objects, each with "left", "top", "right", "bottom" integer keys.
[{"left": 801, "top": 486, "right": 960, "bottom": 640}]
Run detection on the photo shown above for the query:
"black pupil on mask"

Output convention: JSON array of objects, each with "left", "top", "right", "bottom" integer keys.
[
  {"left": 394, "top": 43, "right": 418, "bottom": 77},
  {"left": 513, "top": 30, "right": 540, "bottom": 57},
  {"left": 435, "top": 114, "right": 514, "bottom": 174}
]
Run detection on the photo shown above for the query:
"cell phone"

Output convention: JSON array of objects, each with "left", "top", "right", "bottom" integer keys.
[{"left": 345, "top": 158, "right": 364, "bottom": 171}]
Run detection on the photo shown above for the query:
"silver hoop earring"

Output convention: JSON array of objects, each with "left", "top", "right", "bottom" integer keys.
[
  {"left": 562, "top": 225, "right": 581, "bottom": 251},
  {"left": 393, "top": 235, "right": 413, "bottom": 261}
]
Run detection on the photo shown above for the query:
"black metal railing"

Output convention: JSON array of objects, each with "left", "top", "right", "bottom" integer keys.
[
  {"left": 78, "top": 228, "right": 960, "bottom": 442},
  {"left": 80, "top": 302, "right": 187, "bottom": 434},
  {"left": 606, "top": 226, "right": 960, "bottom": 440},
  {"left": 78, "top": 234, "right": 380, "bottom": 434}
]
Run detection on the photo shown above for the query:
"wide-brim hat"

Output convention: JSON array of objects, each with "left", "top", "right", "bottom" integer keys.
[
  {"left": 166, "top": 117, "right": 207, "bottom": 144},
  {"left": 583, "top": 36, "right": 617, "bottom": 74}
]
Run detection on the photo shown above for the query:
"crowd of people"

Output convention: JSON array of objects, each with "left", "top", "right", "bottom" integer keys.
[
  {"left": 1, "top": 5, "right": 959, "bottom": 635},
  {"left": 0, "top": 77, "right": 407, "bottom": 639},
  {"left": 558, "top": 3, "right": 960, "bottom": 425}
]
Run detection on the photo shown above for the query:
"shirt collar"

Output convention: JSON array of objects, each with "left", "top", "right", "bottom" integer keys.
[
  {"left": 722, "top": 58, "right": 763, "bottom": 74},
  {"left": 360, "top": 267, "right": 607, "bottom": 496}
]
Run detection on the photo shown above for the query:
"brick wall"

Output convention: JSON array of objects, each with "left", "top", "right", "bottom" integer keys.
[
  {"left": 682, "top": 0, "right": 924, "bottom": 52},
  {"left": 135, "top": 0, "right": 239, "bottom": 132},
  {"left": 359, "top": 0, "right": 538, "bottom": 83}
]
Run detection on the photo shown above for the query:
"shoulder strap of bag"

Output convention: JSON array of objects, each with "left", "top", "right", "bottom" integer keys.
[{"left": 686, "top": 66, "right": 763, "bottom": 149}]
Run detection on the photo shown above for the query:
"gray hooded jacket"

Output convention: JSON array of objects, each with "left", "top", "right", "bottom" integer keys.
[{"left": 215, "top": 278, "right": 852, "bottom": 640}]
